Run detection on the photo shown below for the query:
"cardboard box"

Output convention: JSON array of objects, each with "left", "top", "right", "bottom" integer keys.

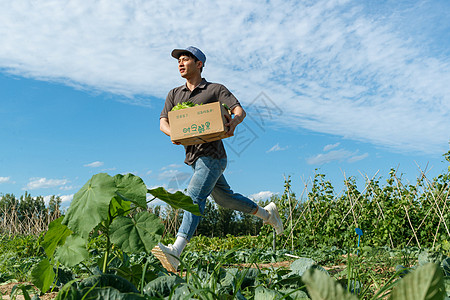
[{"left": 168, "top": 102, "right": 231, "bottom": 146}]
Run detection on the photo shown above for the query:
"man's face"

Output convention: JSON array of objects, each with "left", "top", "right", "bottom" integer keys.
[{"left": 178, "top": 55, "right": 202, "bottom": 78}]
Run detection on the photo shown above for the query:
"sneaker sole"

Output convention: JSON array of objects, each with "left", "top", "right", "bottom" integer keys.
[{"left": 151, "top": 245, "right": 178, "bottom": 272}]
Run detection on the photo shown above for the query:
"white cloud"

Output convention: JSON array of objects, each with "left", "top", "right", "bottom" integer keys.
[
  {"left": 84, "top": 161, "right": 104, "bottom": 168},
  {"left": 250, "top": 191, "right": 275, "bottom": 201},
  {"left": 160, "top": 164, "right": 183, "bottom": 171},
  {"left": 307, "top": 149, "right": 369, "bottom": 165},
  {"left": 24, "top": 177, "right": 69, "bottom": 190},
  {"left": 1, "top": 1, "right": 449, "bottom": 154},
  {"left": 0, "top": 176, "right": 11, "bottom": 183},
  {"left": 347, "top": 153, "right": 369, "bottom": 163},
  {"left": 323, "top": 143, "right": 340, "bottom": 152},
  {"left": 59, "top": 185, "right": 75, "bottom": 191},
  {"left": 267, "top": 143, "right": 288, "bottom": 153},
  {"left": 60, "top": 194, "right": 74, "bottom": 206}
]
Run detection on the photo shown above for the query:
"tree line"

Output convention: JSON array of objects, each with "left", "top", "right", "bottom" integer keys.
[{"left": 0, "top": 192, "right": 61, "bottom": 220}]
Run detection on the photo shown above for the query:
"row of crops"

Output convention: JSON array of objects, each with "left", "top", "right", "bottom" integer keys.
[{"left": 0, "top": 160, "right": 449, "bottom": 299}]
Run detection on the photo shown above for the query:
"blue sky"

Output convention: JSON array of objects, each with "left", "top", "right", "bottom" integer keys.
[{"left": 0, "top": 0, "right": 449, "bottom": 208}]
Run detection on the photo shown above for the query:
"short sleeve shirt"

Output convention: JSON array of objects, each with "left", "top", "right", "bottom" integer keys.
[{"left": 160, "top": 78, "right": 241, "bottom": 165}]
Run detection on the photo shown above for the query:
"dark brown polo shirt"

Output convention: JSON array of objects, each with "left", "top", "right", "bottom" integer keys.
[{"left": 160, "top": 78, "right": 241, "bottom": 165}]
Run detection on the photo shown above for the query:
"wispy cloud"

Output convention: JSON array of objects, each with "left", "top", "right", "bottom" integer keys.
[
  {"left": 307, "top": 144, "right": 369, "bottom": 165},
  {"left": 323, "top": 143, "right": 340, "bottom": 152},
  {"left": 24, "top": 177, "right": 69, "bottom": 190},
  {"left": 267, "top": 143, "right": 288, "bottom": 153},
  {"left": 0, "top": 176, "right": 11, "bottom": 184},
  {"left": 84, "top": 161, "right": 104, "bottom": 168},
  {"left": 1, "top": 1, "right": 448, "bottom": 153},
  {"left": 160, "top": 164, "right": 183, "bottom": 171}
]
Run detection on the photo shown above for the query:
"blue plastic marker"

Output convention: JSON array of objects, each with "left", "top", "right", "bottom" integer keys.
[{"left": 355, "top": 228, "right": 363, "bottom": 255}]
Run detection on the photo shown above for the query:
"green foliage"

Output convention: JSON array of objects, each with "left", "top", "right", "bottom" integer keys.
[
  {"left": 62, "top": 173, "right": 117, "bottom": 239},
  {"left": 30, "top": 172, "right": 199, "bottom": 295},
  {"left": 41, "top": 216, "right": 72, "bottom": 257},
  {"left": 391, "top": 263, "right": 445, "bottom": 300},
  {"left": 302, "top": 263, "right": 446, "bottom": 300},
  {"left": 303, "top": 268, "right": 358, "bottom": 300},
  {"left": 171, "top": 101, "right": 201, "bottom": 111},
  {"left": 148, "top": 187, "right": 201, "bottom": 216},
  {"left": 1, "top": 165, "right": 449, "bottom": 298},
  {"left": 267, "top": 168, "right": 450, "bottom": 251},
  {"left": 79, "top": 274, "right": 139, "bottom": 293},
  {"left": 0, "top": 191, "right": 58, "bottom": 224},
  {"left": 54, "top": 235, "right": 89, "bottom": 267},
  {"left": 143, "top": 274, "right": 186, "bottom": 298},
  {"left": 109, "top": 212, "right": 164, "bottom": 253},
  {"left": 30, "top": 258, "right": 55, "bottom": 294}
]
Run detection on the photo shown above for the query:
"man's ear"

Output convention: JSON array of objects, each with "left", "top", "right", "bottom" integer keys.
[{"left": 197, "top": 60, "right": 203, "bottom": 69}]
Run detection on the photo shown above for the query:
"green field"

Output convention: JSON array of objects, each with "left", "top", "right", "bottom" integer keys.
[{"left": 0, "top": 158, "right": 449, "bottom": 299}]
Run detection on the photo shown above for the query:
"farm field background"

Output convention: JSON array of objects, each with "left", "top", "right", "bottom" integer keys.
[{"left": 0, "top": 158, "right": 449, "bottom": 299}]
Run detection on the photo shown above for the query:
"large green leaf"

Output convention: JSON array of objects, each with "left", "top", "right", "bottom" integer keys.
[
  {"left": 109, "top": 211, "right": 164, "bottom": 254},
  {"left": 115, "top": 264, "right": 158, "bottom": 289},
  {"left": 302, "top": 268, "right": 358, "bottom": 300},
  {"left": 148, "top": 187, "right": 201, "bottom": 216},
  {"left": 55, "top": 279, "right": 80, "bottom": 300},
  {"left": 254, "top": 286, "right": 284, "bottom": 299},
  {"left": 290, "top": 257, "right": 328, "bottom": 277},
  {"left": 62, "top": 173, "right": 117, "bottom": 238},
  {"left": 391, "top": 263, "right": 445, "bottom": 300},
  {"left": 30, "top": 258, "right": 55, "bottom": 293},
  {"left": 110, "top": 196, "right": 132, "bottom": 219},
  {"left": 41, "top": 216, "right": 72, "bottom": 257},
  {"left": 79, "top": 274, "right": 139, "bottom": 293},
  {"left": 80, "top": 287, "right": 146, "bottom": 300},
  {"left": 143, "top": 275, "right": 186, "bottom": 298},
  {"left": 114, "top": 173, "right": 147, "bottom": 209},
  {"left": 54, "top": 235, "right": 89, "bottom": 267}
]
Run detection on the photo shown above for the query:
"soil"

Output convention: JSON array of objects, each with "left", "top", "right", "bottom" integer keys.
[{"left": 0, "top": 282, "right": 57, "bottom": 300}]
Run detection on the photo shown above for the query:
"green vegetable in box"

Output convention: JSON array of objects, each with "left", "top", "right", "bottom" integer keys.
[
  {"left": 171, "top": 101, "right": 200, "bottom": 111},
  {"left": 171, "top": 101, "right": 230, "bottom": 112}
]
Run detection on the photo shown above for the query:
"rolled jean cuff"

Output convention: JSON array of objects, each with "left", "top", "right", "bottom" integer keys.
[{"left": 176, "top": 232, "right": 190, "bottom": 242}]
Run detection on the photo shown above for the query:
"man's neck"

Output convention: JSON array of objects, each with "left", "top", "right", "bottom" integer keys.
[{"left": 185, "top": 75, "right": 202, "bottom": 91}]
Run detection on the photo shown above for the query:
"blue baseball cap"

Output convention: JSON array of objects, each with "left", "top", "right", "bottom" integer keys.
[{"left": 171, "top": 46, "right": 206, "bottom": 66}]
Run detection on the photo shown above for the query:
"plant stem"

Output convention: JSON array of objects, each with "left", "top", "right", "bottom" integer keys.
[{"left": 103, "top": 235, "right": 110, "bottom": 274}]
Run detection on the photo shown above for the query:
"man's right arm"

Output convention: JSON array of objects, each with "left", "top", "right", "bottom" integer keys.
[
  {"left": 160, "top": 117, "right": 181, "bottom": 145},
  {"left": 160, "top": 117, "right": 171, "bottom": 136}
]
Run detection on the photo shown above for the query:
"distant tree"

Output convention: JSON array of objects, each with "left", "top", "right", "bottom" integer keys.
[
  {"left": 18, "top": 191, "right": 46, "bottom": 219},
  {"left": 235, "top": 211, "right": 263, "bottom": 236},
  {"left": 216, "top": 206, "right": 236, "bottom": 237},
  {"left": 0, "top": 193, "right": 19, "bottom": 215},
  {"left": 48, "top": 195, "right": 62, "bottom": 215}
]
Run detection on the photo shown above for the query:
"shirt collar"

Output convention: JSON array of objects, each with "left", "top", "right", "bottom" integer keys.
[{"left": 182, "top": 78, "right": 208, "bottom": 91}]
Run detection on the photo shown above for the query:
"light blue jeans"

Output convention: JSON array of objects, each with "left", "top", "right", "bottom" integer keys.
[{"left": 177, "top": 156, "right": 258, "bottom": 241}]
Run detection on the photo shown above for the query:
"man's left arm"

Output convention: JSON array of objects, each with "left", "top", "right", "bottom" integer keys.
[{"left": 225, "top": 105, "right": 246, "bottom": 136}]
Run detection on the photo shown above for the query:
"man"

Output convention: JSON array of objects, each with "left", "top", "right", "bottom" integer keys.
[{"left": 152, "top": 46, "right": 283, "bottom": 272}]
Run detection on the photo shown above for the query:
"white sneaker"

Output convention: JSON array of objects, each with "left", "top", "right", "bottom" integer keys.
[
  {"left": 264, "top": 202, "right": 284, "bottom": 235},
  {"left": 151, "top": 243, "right": 180, "bottom": 272}
]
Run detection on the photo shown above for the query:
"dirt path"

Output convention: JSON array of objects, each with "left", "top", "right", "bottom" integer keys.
[{"left": 0, "top": 282, "right": 57, "bottom": 300}]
